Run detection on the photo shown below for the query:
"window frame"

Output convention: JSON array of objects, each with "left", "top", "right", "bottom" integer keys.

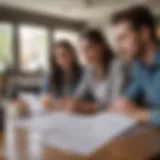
[
  {"left": 0, "top": 7, "right": 85, "bottom": 76},
  {"left": 0, "top": 22, "right": 14, "bottom": 71}
]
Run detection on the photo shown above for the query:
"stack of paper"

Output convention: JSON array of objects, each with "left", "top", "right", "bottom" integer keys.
[{"left": 15, "top": 112, "right": 136, "bottom": 155}]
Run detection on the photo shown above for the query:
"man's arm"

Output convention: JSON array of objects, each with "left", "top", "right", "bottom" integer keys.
[
  {"left": 109, "top": 63, "right": 150, "bottom": 123},
  {"left": 111, "top": 98, "right": 149, "bottom": 123},
  {"left": 111, "top": 98, "right": 160, "bottom": 127},
  {"left": 125, "top": 100, "right": 160, "bottom": 127}
]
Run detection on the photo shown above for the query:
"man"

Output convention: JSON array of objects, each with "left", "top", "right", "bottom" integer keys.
[{"left": 111, "top": 5, "right": 160, "bottom": 127}]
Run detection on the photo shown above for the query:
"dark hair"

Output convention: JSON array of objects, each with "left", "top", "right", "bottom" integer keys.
[
  {"left": 50, "top": 40, "right": 81, "bottom": 93},
  {"left": 80, "top": 28, "right": 114, "bottom": 70},
  {"left": 111, "top": 5, "right": 156, "bottom": 41}
]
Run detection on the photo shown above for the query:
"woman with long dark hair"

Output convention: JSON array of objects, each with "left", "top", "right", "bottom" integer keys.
[
  {"left": 41, "top": 40, "right": 82, "bottom": 110},
  {"left": 67, "top": 29, "right": 126, "bottom": 113}
]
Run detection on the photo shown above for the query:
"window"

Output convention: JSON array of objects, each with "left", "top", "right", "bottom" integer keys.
[
  {"left": 19, "top": 25, "right": 48, "bottom": 73},
  {"left": 0, "top": 23, "right": 13, "bottom": 72}
]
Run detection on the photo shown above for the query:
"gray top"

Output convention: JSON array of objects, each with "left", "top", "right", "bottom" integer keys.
[{"left": 75, "top": 59, "right": 128, "bottom": 111}]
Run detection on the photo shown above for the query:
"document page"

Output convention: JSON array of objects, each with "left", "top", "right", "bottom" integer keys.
[{"left": 16, "top": 112, "right": 136, "bottom": 155}]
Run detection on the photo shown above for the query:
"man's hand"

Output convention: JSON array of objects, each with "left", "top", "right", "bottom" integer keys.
[
  {"left": 108, "top": 98, "right": 149, "bottom": 124},
  {"left": 109, "top": 98, "right": 136, "bottom": 115}
]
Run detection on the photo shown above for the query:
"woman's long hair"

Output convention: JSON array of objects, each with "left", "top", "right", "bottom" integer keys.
[
  {"left": 80, "top": 28, "right": 114, "bottom": 72},
  {"left": 49, "top": 40, "right": 81, "bottom": 93}
]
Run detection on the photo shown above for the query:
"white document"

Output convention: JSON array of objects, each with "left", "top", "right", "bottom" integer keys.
[
  {"left": 16, "top": 112, "right": 95, "bottom": 134},
  {"left": 16, "top": 112, "right": 136, "bottom": 155}
]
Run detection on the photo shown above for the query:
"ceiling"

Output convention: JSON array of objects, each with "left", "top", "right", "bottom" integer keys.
[{"left": 0, "top": 0, "right": 159, "bottom": 23}]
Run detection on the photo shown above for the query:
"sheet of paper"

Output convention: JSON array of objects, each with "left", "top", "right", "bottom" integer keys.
[
  {"left": 15, "top": 112, "right": 96, "bottom": 134},
  {"left": 15, "top": 112, "right": 136, "bottom": 155}
]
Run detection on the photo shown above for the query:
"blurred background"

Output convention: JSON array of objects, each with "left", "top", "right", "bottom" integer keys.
[
  {"left": 0, "top": 0, "right": 160, "bottom": 95},
  {"left": 0, "top": 0, "right": 160, "bottom": 159}
]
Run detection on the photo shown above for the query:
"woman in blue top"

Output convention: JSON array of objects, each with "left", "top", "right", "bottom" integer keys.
[{"left": 41, "top": 40, "right": 82, "bottom": 110}]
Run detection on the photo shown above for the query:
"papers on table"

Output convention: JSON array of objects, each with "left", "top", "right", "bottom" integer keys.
[{"left": 15, "top": 112, "right": 136, "bottom": 155}]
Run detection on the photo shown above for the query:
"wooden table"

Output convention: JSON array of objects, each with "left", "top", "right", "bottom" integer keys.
[{"left": 4, "top": 117, "right": 160, "bottom": 160}]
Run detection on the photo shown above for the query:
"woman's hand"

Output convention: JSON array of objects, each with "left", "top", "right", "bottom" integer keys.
[
  {"left": 55, "top": 97, "right": 97, "bottom": 114},
  {"left": 65, "top": 99, "right": 96, "bottom": 114},
  {"left": 55, "top": 98, "right": 68, "bottom": 110},
  {"left": 41, "top": 94, "right": 54, "bottom": 111},
  {"left": 60, "top": 98, "right": 79, "bottom": 112},
  {"left": 10, "top": 98, "right": 30, "bottom": 118}
]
